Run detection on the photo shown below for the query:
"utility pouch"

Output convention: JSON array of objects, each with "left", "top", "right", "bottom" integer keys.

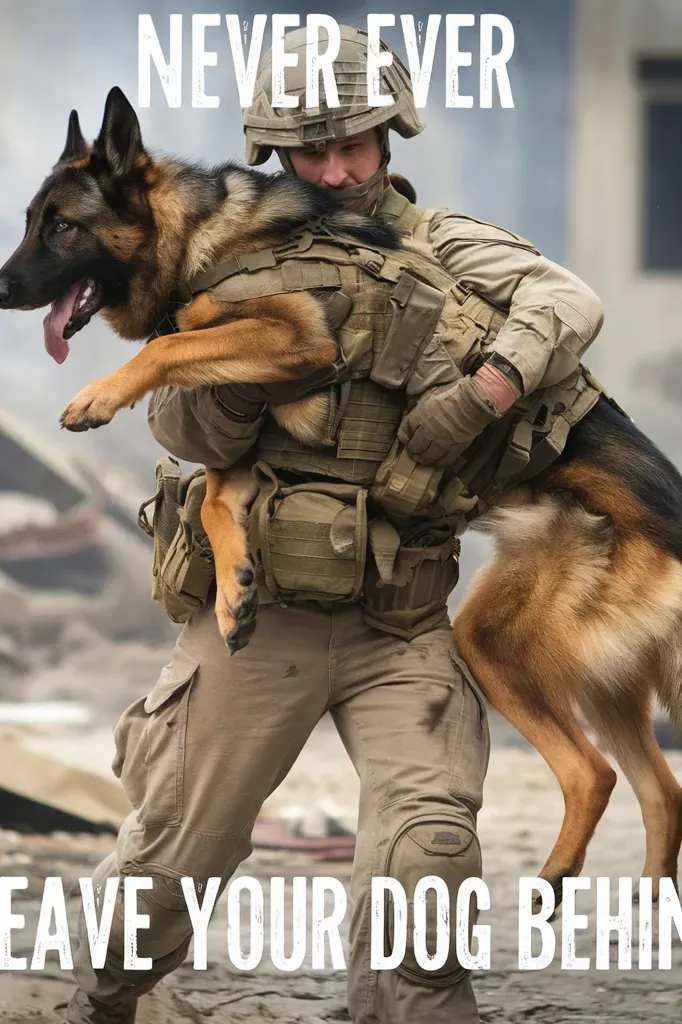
[
  {"left": 370, "top": 438, "right": 445, "bottom": 517},
  {"left": 370, "top": 272, "right": 445, "bottom": 389},
  {"left": 249, "top": 462, "right": 368, "bottom": 603},
  {"left": 362, "top": 520, "right": 461, "bottom": 640},
  {"left": 138, "top": 458, "right": 214, "bottom": 623}
]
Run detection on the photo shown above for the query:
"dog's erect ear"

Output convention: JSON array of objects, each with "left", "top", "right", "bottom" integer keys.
[
  {"left": 95, "top": 87, "right": 145, "bottom": 178},
  {"left": 57, "top": 110, "right": 88, "bottom": 165}
]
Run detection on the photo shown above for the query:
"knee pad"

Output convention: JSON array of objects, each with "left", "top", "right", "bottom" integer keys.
[{"left": 385, "top": 815, "right": 482, "bottom": 986}]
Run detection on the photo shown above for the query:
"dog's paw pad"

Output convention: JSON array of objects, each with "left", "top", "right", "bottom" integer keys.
[
  {"left": 237, "top": 566, "right": 255, "bottom": 587},
  {"left": 225, "top": 616, "right": 258, "bottom": 654},
  {"left": 233, "top": 585, "right": 258, "bottom": 621}
]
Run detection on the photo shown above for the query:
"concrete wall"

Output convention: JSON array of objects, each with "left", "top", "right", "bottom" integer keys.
[{"left": 569, "top": 0, "right": 682, "bottom": 460}]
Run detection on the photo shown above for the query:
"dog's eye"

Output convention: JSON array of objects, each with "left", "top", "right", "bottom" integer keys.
[{"left": 53, "top": 220, "right": 73, "bottom": 234}]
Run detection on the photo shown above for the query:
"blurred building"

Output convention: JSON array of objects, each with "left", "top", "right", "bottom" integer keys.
[{"left": 569, "top": 0, "right": 682, "bottom": 417}]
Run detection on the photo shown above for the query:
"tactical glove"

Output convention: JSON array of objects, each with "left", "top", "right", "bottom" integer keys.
[{"left": 398, "top": 366, "right": 520, "bottom": 467}]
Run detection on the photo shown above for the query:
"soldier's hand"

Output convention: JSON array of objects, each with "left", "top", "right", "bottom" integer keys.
[{"left": 398, "top": 374, "right": 505, "bottom": 466}]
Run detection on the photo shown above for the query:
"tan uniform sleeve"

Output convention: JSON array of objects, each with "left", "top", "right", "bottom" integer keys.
[
  {"left": 147, "top": 385, "right": 266, "bottom": 469},
  {"left": 428, "top": 210, "right": 604, "bottom": 394}
]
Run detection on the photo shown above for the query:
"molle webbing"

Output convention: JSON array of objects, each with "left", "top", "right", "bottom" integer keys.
[
  {"left": 189, "top": 228, "right": 508, "bottom": 385},
  {"left": 187, "top": 223, "right": 496, "bottom": 490},
  {"left": 257, "top": 379, "right": 405, "bottom": 485},
  {"left": 248, "top": 460, "right": 462, "bottom": 639},
  {"left": 362, "top": 524, "right": 461, "bottom": 639},
  {"left": 138, "top": 457, "right": 214, "bottom": 623},
  {"left": 248, "top": 464, "right": 367, "bottom": 604},
  {"left": 187, "top": 224, "right": 468, "bottom": 304},
  {"left": 431, "top": 367, "right": 605, "bottom": 532},
  {"left": 185, "top": 224, "right": 508, "bottom": 400}
]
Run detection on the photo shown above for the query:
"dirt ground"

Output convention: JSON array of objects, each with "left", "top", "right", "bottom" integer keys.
[{"left": 1, "top": 718, "right": 681, "bottom": 1024}]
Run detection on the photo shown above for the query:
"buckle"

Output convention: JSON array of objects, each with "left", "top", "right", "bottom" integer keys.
[
  {"left": 299, "top": 112, "right": 339, "bottom": 145},
  {"left": 349, "top": 248, "right": 385, "bottom": 276},
  {"left": 236, "top": 250, "right": 277, "bottom": 272},
  {"left": 273, "top": 229, "right": 315, "bottom": 258},
  {"left": 330, "top": 356, "right": 349, "bottom": 381}
]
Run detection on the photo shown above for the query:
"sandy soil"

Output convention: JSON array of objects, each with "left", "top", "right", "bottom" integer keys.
[{"left": 0, "top": 717, "right": 681, "bottom": 1023}]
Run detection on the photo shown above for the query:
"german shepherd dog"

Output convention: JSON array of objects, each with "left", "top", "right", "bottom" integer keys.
[{"left": 1, "top": 87, "right": 681, "bottom": 905}]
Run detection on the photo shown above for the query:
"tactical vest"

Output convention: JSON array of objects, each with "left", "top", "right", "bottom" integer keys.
[
  {"left": 144, "top": 209, "right": 604, "bottom": 640},
  {"left": 188, "top": 221, "right": 509, "bottom": 487}
]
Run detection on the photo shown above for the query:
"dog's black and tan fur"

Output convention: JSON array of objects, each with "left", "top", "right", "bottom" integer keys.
[
  {"left": 0, "top": 86, "right": 399, "bottom": 650},
  {"left": 2, "top": 87, "right": 681, "bottom": 904}
]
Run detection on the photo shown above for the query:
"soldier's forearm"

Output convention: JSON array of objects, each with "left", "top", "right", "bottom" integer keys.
[
  {"left": 474, "top": 360, "right": 521, "bottom": 412},
  {"left": 487, "top": 264, "right": 604, "bottom": 394},
  {"left": 428, "top": 210, "right": 605, "bottom": 394},
  {"left": 147, "top": 385, "right": 265, "bottom": 469}
]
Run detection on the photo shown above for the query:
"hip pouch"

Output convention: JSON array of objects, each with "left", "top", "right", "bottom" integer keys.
[
  {"left": 362, "top": 520, "right": 461, "bottom": 641},
  {"left": 249, "top": 462, "right": 368, "bottom": 603},
  {"left": 138, "top": 458, "right": 214, "bottom": 624}
]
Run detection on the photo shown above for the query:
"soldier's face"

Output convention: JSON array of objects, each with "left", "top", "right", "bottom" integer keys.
[{"left": 288, "top": 129, "right": 383, "bottom": 192}]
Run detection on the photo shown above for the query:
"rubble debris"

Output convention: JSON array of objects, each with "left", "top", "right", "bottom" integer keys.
[
  {"left": 0, "top": 702, "right": 92, "bottom": 726},
  {"left": 0, "top": 787, "right": 118, "bottom": 836},
  {"left": 18, "top": 639, "right": 170, "bottom": 722},
  {"left": 0, "top": 406, "right": 174, "bottom": 644},
  {"left": 252, "top": 816, "right": 355, "bottom": 861},
  {"left": 0, "top": 409, "right": 180, "bottom": 833},
  {"left": 2, "top": 744, "right": 681, "bottom": 1024},
  {"left": 0, "top": 733, "right": 129, "bottom": 834}
]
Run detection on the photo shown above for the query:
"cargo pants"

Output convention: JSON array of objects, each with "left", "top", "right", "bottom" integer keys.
[{"left": 68, "top": 599, "right": 490, "bottom": 1024}]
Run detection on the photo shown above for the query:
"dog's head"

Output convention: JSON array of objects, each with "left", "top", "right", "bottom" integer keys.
[{"left": 0, "top": 88, "right": 154, "bottom": 362}]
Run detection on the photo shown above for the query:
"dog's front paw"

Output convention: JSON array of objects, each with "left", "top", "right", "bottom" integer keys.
[
  {"left": 60, "top": 382, "right": 124, "bottom": 431},
  {"left": 215, "top": 563, "right": 259, "bottom": 653}
]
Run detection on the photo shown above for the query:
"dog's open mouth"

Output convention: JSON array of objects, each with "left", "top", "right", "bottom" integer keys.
[{"left": 43, "top": 278, "right": 104, "bottom": 364}]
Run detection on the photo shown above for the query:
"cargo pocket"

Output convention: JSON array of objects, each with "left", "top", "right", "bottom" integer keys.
[
  {"left": 112, "top": 696, "right": 148, "bottom": 812},
  {"left": 448, "top": 648, "right": 490, "bottom": 799},
  {"left": 116, "top": 648, "right": 199, "bottom": 829}
]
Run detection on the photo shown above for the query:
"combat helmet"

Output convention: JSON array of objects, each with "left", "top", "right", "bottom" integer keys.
[{"left": 243, "top": 24, "right": 424, "bottom": 208}]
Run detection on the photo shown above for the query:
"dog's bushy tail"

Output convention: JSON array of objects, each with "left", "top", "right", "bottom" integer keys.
[{"left": 559, "top": 397, "right": 682, "bottom": 563}]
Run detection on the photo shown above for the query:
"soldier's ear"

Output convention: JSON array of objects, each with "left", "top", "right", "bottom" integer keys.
[
  {"left": 56, "top": 110, "right": 88, "bottom": 166},
  {"left": 95, "top": 87, "right": 146, "bottom": 177}
]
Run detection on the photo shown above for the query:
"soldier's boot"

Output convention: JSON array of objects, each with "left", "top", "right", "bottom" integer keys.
[{"left": 64, "top": 990, "right": 137, "bottom": 1024}]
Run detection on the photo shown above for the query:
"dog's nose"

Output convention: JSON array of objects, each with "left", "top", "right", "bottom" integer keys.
[{"left": 0, "top": 277, "right": 11, "bottom": 307}]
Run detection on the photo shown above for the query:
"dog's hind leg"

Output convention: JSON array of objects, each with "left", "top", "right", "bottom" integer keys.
[
  {"left": 455, "top": 625, "right": 617, "bottom": 907},
  {"left": 473, "top": 664, "right": 615, "bottom": 903},
  {"left": 581, "top": 685, "right": 682, "bottom": 899},
  {"left": 201, "top": 467, "right": 259, "bottom": 653}
]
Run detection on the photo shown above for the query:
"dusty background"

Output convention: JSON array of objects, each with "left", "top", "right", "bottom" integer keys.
[
  {"left": 1, "top": 719, "right": 681, "bottom": 1023},
  {"left": 0, "top": 2, "right": 681, "bottom": 1021}
]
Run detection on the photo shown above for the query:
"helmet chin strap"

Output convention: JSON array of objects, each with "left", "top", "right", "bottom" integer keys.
[
  {"left": 276, "top": 127, "right": 391, "bottom": 214},
  {"left": 325, "top": 161, "right": 387, "bottom": 198}
]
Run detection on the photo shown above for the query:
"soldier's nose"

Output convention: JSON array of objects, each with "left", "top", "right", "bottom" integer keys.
[
  {"left": 0, "top": 277, "right": 12, "bottom": 306},
  {"left": 320, "top": 155, "right": 352, "bottom": 189}
]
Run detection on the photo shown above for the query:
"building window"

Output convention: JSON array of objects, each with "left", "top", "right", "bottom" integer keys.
[{"left": 638, "top": 58, "right": 682, "bottom": 272}]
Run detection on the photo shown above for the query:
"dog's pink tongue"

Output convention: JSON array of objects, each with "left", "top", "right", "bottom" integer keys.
[{"left": 43, "top": 281, "right": 81, "bottom": 364}]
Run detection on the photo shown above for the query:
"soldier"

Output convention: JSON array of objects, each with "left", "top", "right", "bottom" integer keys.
[{"left": 67, "top": 26, "right": 603, "bottom": 1024}]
